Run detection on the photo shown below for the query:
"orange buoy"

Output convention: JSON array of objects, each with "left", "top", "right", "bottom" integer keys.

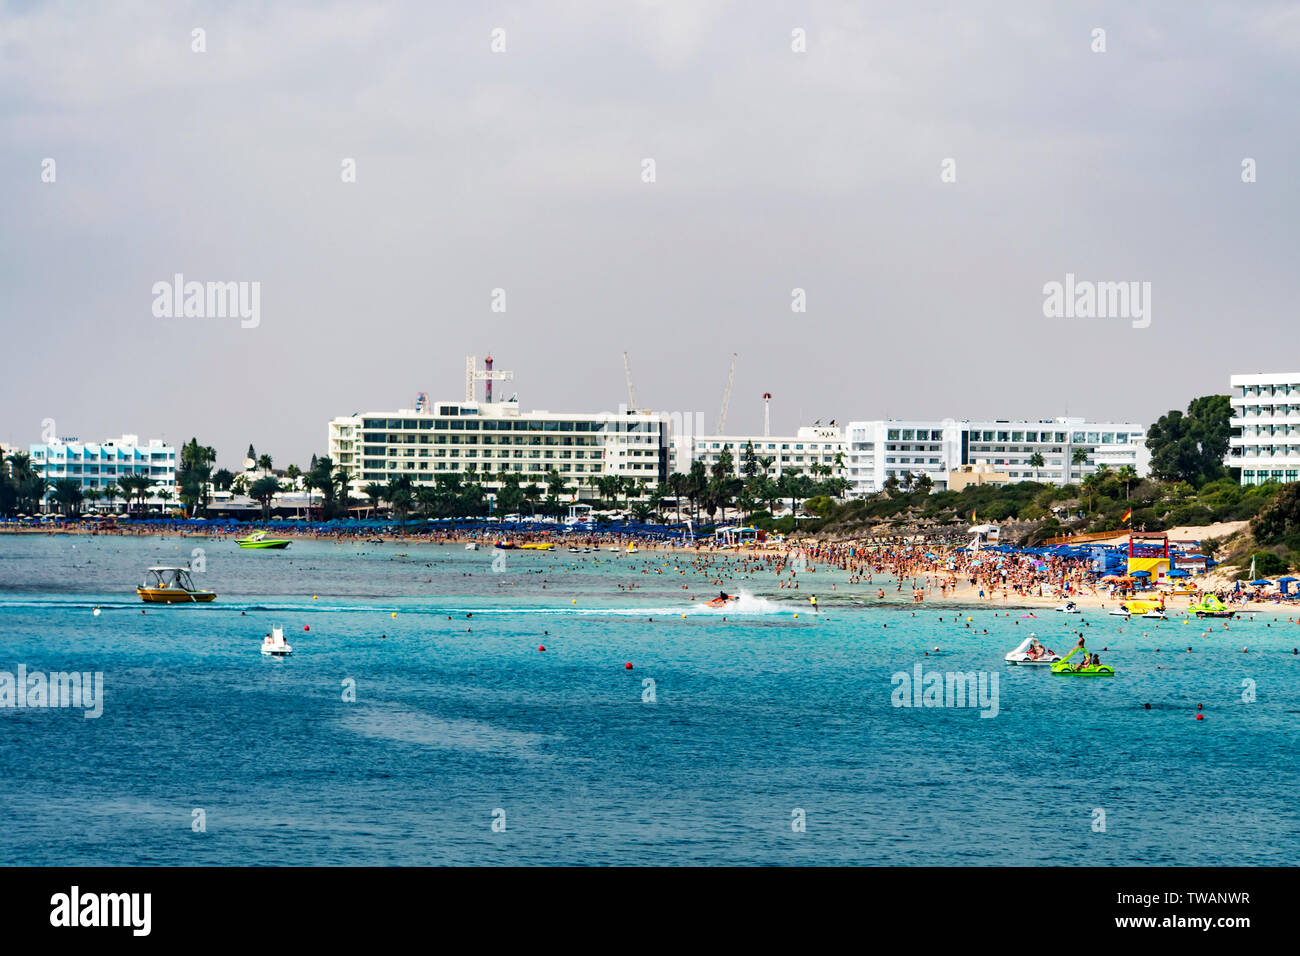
[
  {"left": 538, "top": 645, "right": 545, "bottom": 652},
  {"left": 303, "top": 625, "right": 310, "bottom": 631},
  {"left": 624, "top": 662, "right": 633, "bottom": 670},
  {"left": 1195, "top": 714, "right": 1204, "bottom": 720}
]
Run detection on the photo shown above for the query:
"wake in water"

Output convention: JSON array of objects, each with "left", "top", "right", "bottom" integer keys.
[{"left": 0, "top": 588, "right": 803, "bottom": 617}]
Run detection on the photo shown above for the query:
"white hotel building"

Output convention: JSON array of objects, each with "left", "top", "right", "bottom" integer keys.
[
  {"left": 675, "top": 425, "right": 847, "bottom": 480},
  {"left": 1229, "top": 372, "right": 1300, "bottom": 486},
  {"left": 28, "top": 435, "right": 177, "bottom": 503},
  {"left": 845, "top": 418, "right": 1149, "bottom": 496},
  {"left": 328, "top": 399, "right": 668, "bottom": 497}
]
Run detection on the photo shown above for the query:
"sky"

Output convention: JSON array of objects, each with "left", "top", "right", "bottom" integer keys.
[{"left": 2, "top": 0, "right": 1297, "bottom": 470}]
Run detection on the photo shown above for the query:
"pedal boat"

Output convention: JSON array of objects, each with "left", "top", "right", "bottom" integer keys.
[
  {"left": 1050, "top": 645, "right": 1114, "bottom": 676},
  {"left": 261, "top": 625, "right": 293, "bottom": 657},
  {"left": 1004, "top": 636, "right": 1061, "bottom": 665}
]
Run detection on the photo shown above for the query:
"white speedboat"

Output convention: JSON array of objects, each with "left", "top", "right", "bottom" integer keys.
[
  {"left": 1005, "top": 636, "right": 1061, "bottom": 665},
  {"left": 1054, "top": 601, "right": 1081, "bottom": 614},
  {"left": 465, "top": 542, "right": 478, "bottom": 551},
  {"left": 261, "top": 625, "right": 293, "bottom": 657}
]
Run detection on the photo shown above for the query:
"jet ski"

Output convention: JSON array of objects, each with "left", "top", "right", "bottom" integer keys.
[
  {"left": 706, "top": 592, "right": 740, "bottom": 608},
  {"left": 1054, "top": 601, "right": 1080, "bottom": 614}
]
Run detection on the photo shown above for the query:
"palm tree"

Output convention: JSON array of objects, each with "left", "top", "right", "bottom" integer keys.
[
  {"left": 249, "top": 476, "right": 281, "bottom": 518},
  {"left": 50, "top": 478, "right": 84, "bottom": 517},
  {"left": 1028, "top": 452, "right": 1045, "bottom": 481},
  {"left": 362, "top": 482, "right": 385, "bottom": 518},
  {"left": 84, "top": 488, "right": 102, "bottom": 513},
  {"left": 1071, "top": 447, "right": 1090, "bottom": 485},
  {"left": 1117, "top": 464, "right": 1137, "bottom": 500}
]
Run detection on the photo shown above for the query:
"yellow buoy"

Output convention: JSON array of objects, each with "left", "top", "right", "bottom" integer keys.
[{"left": 391, "top": 612, "right": 397, "bottom": 618}]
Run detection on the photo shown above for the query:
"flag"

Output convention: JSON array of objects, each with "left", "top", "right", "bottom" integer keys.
[{"left": 1122, "top": 508, "right": 1132, "bottom": 523}]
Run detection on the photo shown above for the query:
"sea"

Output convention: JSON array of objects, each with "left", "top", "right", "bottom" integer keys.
[{"left": 1, "top": 532, "right": 1297, "bottom": 865}]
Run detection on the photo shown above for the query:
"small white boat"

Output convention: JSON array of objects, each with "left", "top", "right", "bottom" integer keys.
[
  {"left": 261, "top": 625, "right": 293, "bottom": 657},
  {"left": 1005, "top": 636, "right": 1061, "bottom": 665},
  {"left": 465, "top": 542, "right": 478, "bottom": 551},
  {"left": 1142, "top": 609, "right": 1167, "bottom": 620},
  {"left": 1054, "top": 601, "right": 1081, "bottom": 614}
]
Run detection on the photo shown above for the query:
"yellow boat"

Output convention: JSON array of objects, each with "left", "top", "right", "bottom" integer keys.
[
  {"left": 137, "top": 566, "right": 216, "bottom": 604},
  {"left": 520, "top": 542, "right": 554, "bottom": 551}
]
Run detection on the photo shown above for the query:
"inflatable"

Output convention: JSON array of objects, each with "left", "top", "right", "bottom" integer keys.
[
  {"left": 1051, "top": 645, "right": 1115, "bottom": 677},
  {"left": 1187, "top": 594, "right": 1234, "bottom": 619}
]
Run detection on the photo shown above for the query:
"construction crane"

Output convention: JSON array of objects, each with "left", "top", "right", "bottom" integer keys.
[
  {"left": 622, "top": 352, "right": 639, "bottom": 411},
  {"left": 716, "top": 352, "right": 737, "bottom": 433},
  {"left": 464, "top": 354, "right": 514, "bottom": 403}
]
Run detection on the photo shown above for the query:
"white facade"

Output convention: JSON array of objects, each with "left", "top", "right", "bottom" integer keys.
[
  {"left": 845, "top": 418, "right": 1148, "bottom": 496},
  {"left": 675, "top": 425, "right": 847, "bottom": 480},
  {"left": 29, "top": 435, "right": 177, "bottom": 504},
  {"left": 328, "top": 400, "right": 668, "bottom": 496},
  {"left": 1229, "top": 372, "right": 1300, "bottom": 485}
]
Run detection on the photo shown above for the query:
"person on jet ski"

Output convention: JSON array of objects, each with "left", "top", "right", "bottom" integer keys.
[{"left": 718, "top": 590, "right": 730, "bottom": 601}]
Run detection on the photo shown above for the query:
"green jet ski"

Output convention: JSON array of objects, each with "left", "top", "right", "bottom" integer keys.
[{"left": 1051, "top": 645, "right": 1115, "bottom": 677}]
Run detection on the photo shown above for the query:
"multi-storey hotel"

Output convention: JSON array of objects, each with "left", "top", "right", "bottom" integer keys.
[
  {"left": 674, "top": 425, "right": 847, "bottom": 480},
  {"left": 29, "top": 435, "right": 177, "bottom": 504},
  {"left": 845, "top": 418, "right": 1148, "bottom": 496},
  {"left": 328, "top": 398, "right": 668, "bottom": 498},
  {"left": 1229, "top": 371, "right": 1300, "bottom": 485}
]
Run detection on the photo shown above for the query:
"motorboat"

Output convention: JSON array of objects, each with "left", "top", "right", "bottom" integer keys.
[
  {"left": 261, "top": 624, "right": 293, "bottom": 657},
  {"left": 236, "top": 530, "right": 291, "bottom": 549},
  {"left": 137, "top": 566, "right": 216, "bottom": 603},
  {"left": 1054, "top": 601, "right": 1081, "bottom": 614},
  {"left": 465, "top": 542, "right": 478, "bottom": 550},
  {"left": 1004, "top": 636, "right": 1061, "bottom": 665},
  {"left": 1051, "top": 645, "right": 1114, "bottom": 676}
]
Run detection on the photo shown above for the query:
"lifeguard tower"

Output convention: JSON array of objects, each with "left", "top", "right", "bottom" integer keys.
[{"left": 1127, "top": 532, "right": 1170, "bottom": 585}]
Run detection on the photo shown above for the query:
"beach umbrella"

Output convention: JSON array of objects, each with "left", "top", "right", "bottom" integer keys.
[
  {"left": 1249, "top": 579, "right": 1273, "bottom": 587},
  {"left": 1167, "top": 569, "right": 1189, "bottom": 578},
  {"left": 1131, "top": 570, "right": 1151, "bottom": 578}
]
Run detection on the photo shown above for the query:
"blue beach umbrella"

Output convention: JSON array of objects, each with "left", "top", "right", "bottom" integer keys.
[
  {"left": 1167, "top": 569, "right": 1189, "bottom": 578},
  {"left": 1130, "top": 570, "right": 1151, "bottom": 578},
  {"left": 1249, "top": 579, "right": 1273, "bottom": 587}
]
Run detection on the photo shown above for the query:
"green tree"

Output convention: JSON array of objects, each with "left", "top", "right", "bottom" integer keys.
[
  {"left": 1071, "top": 447, "right": 1090, "bottom": 485},
  {"left": 1145, "top": 395, "right": 1232, "bottom": 487},
  {"left": 362, "top": 482, "right": 386, "bottom": 518},
  {"left": 249, "top": 476, "right": 282, "bottom": 517}
]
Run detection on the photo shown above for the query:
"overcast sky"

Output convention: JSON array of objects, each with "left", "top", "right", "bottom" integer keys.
[{"left": 2, "top": 1, "right": 1297, "bottom": 469}]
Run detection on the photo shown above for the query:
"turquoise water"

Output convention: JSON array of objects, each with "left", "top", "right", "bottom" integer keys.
[{"left": 1, "top": 533, "right": 1298, "bottom": 865}]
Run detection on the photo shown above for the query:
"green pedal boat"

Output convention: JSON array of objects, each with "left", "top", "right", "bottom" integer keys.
[
  {"left": 1051, "top": 645, "right": 1115, "bottom": 677},
  {"left": 236, "top": 530, "right": 292, "bottom": 549}
]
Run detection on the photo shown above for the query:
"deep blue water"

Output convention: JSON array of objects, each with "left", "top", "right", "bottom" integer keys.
[{"left": 1, "top": 532, "right": 1298, "bottom": 865}]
